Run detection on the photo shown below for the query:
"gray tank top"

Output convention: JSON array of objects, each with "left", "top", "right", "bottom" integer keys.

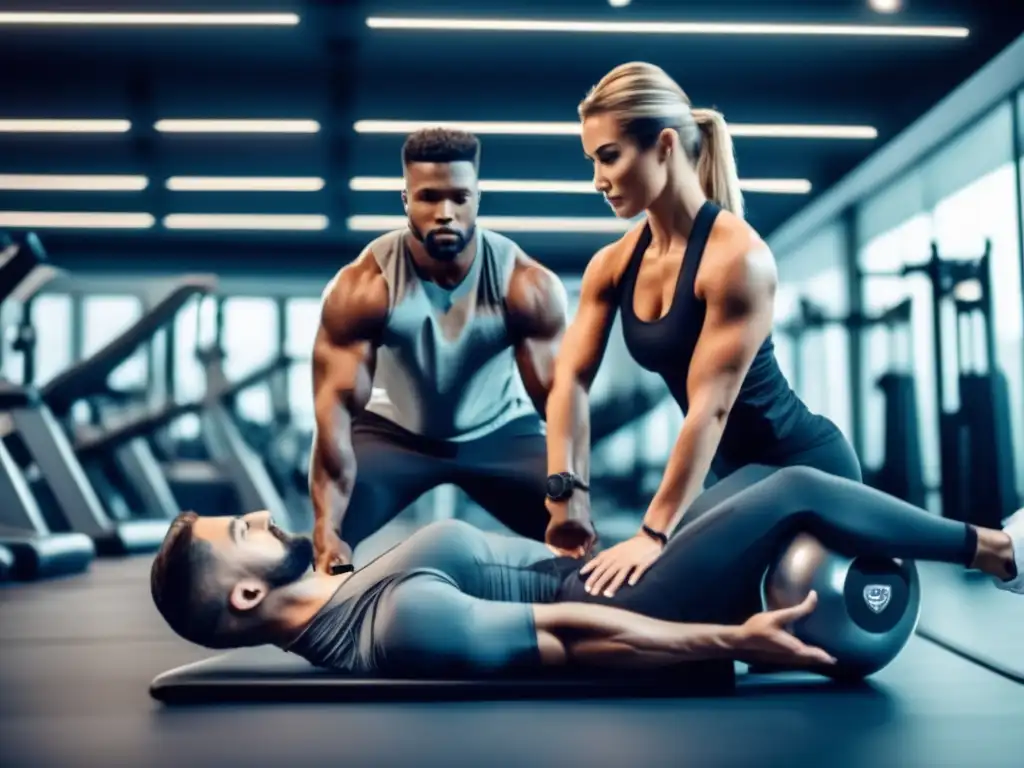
[{"left": 363, "top": 227, "right": 538, "bottom": 442}]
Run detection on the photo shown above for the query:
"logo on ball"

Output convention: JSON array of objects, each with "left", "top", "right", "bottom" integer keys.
[{"left": 863, "top": 584, "right": 892, "bottom": 614}]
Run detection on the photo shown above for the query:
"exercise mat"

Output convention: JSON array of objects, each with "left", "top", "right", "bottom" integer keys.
[{"left": 150, "top": 645, "right": 736, "bottom": 704}]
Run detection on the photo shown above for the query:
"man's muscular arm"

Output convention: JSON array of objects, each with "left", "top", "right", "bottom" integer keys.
[
  {"left": 506, "top": 254, "right": 569, "bottom": 417},
  {"left": 532, "top": 592, "right": 835, "bottom": 670},
  {"left": 542, "top": 244, "right": 621, "bottom": 550},
  {"left": 309, "top": 253, "right": 388, "bottom": 572}
]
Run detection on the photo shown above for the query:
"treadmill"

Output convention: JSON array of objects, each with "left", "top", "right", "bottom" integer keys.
[
  {"left": 40, "top": 272, "right": 217, "bottom": 525},
  {"left": 0, "top": 233, "right": 206, "bottom": 556},
  {"left": 0, "top": 233, "right": 95, "bottom": 578}
]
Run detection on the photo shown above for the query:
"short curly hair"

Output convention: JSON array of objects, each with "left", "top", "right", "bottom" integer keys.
[{"left": 402, "top": 127, "right": 480, "bottom": 170}]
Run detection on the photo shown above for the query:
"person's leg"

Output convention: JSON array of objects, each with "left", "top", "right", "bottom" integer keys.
[
  {"left": 780, "top": 430, "right": 863, "bottom": 483},
  {"left": 560, "top": 465, "right": 1011, "bottom": 625},
  {"left": 340, "top": 414, "right": 455, "bottom": 553},
  {"left": 683, "top": 431, "right": 863, "bottom": 528},
  {"left": 452, "top": 416, "right": 550, "bottom": 542}
]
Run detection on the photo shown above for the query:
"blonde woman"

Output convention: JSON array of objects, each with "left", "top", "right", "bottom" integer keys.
[{"left": 543, "top": 62, "right": 861, "bottom": 597}]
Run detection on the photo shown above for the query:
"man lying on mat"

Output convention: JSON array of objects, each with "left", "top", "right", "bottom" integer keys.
[{"left": 150, "top": 466, "right": 1023, "bottom": 678}]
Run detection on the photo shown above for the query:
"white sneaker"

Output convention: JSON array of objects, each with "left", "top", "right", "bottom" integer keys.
[{"left": 995, "top": 507, "right": 1024, "bottom": 594}]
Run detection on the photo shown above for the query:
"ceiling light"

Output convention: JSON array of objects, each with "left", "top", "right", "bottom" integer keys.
[
  {"left": 730, "top": 124, "right": 877, "bottom": 139},
  {"left": 355, "top": 120, "right": 579, "bottom": 136},
  {"left": 349, "top": 176, "right": 811, "bottom": 194},
  {"left": 740, "top": 179, "right": 812, "bottom": 194},
  {"left": 166, "top": 177, "right": 325, "bottom": 192},
  {"left": 609, "top": 0, "right": 632, "bottom": 7},
  {"left": 353, "top": 119, "right": 876, "bottom": 139},
  {"left": 869, "top": 0, "right": 903, "bottom": 13},
  {"left": 0, "top": 174, "right": 149, "bottom": 191},
  {"left": 0, "top": 119, "right": 131, "bottom": 133},
  {"left": 348, "top": 215, "right": 629, "bottom": 233},
  {"left": 163, "top": 214, "right": 329, "bottom": 231},
  {"left": 0, "top": 212, "right": 155, "bottom": 228},
  {"left": 365, "top": 17, "right": 968, "bottom": 38},
  {"left": 0, "top": 12, "right": 299, "bottom": 26},
  {"left": 154, "top": 120, "right": 320, "bottom": 134},
  {"left": 350, "top": 177, "right": 594, "bottom": 193}
]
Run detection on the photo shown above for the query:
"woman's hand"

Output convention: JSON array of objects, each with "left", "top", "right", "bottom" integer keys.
[{"left": 578, "top": 533, "right": 663, "bottom": 597}]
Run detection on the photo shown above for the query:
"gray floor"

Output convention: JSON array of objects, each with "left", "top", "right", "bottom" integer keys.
[{"left": 2, "top": 518, "right": 1023, "bottom": 768}]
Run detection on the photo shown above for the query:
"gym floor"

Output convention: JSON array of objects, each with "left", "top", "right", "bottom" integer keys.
[{"left": 2, "top": 516, "right": 1023, "bottom": 768}]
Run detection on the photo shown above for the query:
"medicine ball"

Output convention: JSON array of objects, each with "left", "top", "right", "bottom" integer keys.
[{"left": 763, "top": 532, "right": 920, "bottom": 680}]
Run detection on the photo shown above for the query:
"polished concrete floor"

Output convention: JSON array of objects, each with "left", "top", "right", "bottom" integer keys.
[{"left": 2, "top": 515, "right": 1023, "bottom": 768}]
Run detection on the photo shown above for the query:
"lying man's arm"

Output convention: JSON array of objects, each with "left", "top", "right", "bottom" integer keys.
[
  {"left": 533, "top": 592, "right": 835, "bottom": 669},
  {"left": 375, "top": 574, "right": 835, "bottom": 677}
]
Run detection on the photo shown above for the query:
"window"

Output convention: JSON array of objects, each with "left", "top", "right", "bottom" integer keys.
[
  {"left": 81, "top": 295, "right": 147, "bottom": 392},
  {"left": 858, "top": 215, "right": 937, "bottom": 509},
  {"left": 772, "top": 284, "right": 800, "bottom": 387},
  {"left": 285, "top": 297, "right": 321, "bottom": 431},
  {"left": 221, "top": 297, "right": 279, "bottom": 425},
  {"left": 931, "top": 164, "right": 1023, "bottom": 497},
  {"left": 172, "top": 296, "right": 217, "bottom": 439},
  {"left": 775, "top": 223, "right": 852, "bottom": 441},
  {"left": 1, "top": 299, "right": 25, "bottom": 384},
  {"left": 29, "top": 294, "right": 73, "bottom": 387},
  {"left": 795, "top": 266, "right": 852, "bottom": 439},
  {"left": 924, "top": 100, "right": 1021, "bottom": 505}
]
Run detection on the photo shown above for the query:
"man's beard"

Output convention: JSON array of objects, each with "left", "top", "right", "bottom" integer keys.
[
  {"left": 258, "top": 524, "right": 315, "bottom": 588},
  {"left": 409, "top": 222, "right": 474, "bottom": 263}
]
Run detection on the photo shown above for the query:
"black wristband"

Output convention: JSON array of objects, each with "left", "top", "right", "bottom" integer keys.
[{"left": 641, "top": 524, "right": 668, "bottom": 547}]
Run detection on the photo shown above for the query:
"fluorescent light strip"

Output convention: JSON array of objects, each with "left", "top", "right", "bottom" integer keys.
[
  {"left": 348, "top": 215, "right": 628, "bottom": 233},
  {"left": 167, "top": 177, "right": 325, "bottom": 192},
  {"left": 366, "top": 17, "right": 968, "bottom": 38},
  {"left": 741, "top": 179, "right": 812, "bottom": 194},
  {"left": 730, "top": 124, "right": 877, "bottom": 139},
  {"left": 0, "top": 211, "right": 154, "bottom": 228},
  {"left": 155, "top": 120, "right": 320, "bottom": 134},
  {"left": 0, "top": 13, "right": 299, "bottom": 26},
  {"left": 350, "top": 176, "right": 811, "bottom": 194},
  {"left": 0, "top": 174, "right": 148, "bottom": 191},
  {"left": 164, "top": 214, "right": 329, "bottom": 231},
  {"left": 353, "top": 120, "right": 877, "bottom": 140},
  {"left": 0, "top": 119, "right": 131, "bottom": 134}
]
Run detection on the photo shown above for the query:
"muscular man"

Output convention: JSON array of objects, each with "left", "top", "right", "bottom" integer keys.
[
  {"left": 310, "top": 127, "right": 568, "bottom": 572},
  {"left": 150, "top": 466, "right": 1023, "bottom": 678}
]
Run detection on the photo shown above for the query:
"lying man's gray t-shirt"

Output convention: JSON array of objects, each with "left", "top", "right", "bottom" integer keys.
[{"left": 285, "top": 520, "right": 575, "bottom": 677}]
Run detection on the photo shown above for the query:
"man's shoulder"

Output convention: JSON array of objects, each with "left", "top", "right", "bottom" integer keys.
[{"left": 320, "top": 249, "right": 390, "bottom": 337}]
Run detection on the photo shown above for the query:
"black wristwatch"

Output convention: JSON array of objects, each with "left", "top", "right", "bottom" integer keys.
[
  {"left": 545, "top": 471, "right": 590, "bottom": 501},
  {"left": 640, "top": 524, "right": 668, "bottom": 547}
]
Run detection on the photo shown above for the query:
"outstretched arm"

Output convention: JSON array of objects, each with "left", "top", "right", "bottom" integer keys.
[
  {"left": 543, "top": 245, "right": 621, "bottom": 550},
  {"left": 309, "top": 253, "right": 388, "bottom": 572},
  {"left": 506, "top": 256, "right": 569, "bottom": 417},
  {"left": 534, "top": 591, "right": 833, "bottom": 670}
]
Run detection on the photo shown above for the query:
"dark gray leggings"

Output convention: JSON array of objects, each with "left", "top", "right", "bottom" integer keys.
[
  {"left": 558, "top": 464, "right": 975, "bottom": 624},
  {"left": 373, "top": 465, "right": 975, "bottom": 676}
]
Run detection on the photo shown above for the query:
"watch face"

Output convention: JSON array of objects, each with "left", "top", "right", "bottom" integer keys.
[{"left": 546, "top": 474, "right": 567, "bottom": 499}]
